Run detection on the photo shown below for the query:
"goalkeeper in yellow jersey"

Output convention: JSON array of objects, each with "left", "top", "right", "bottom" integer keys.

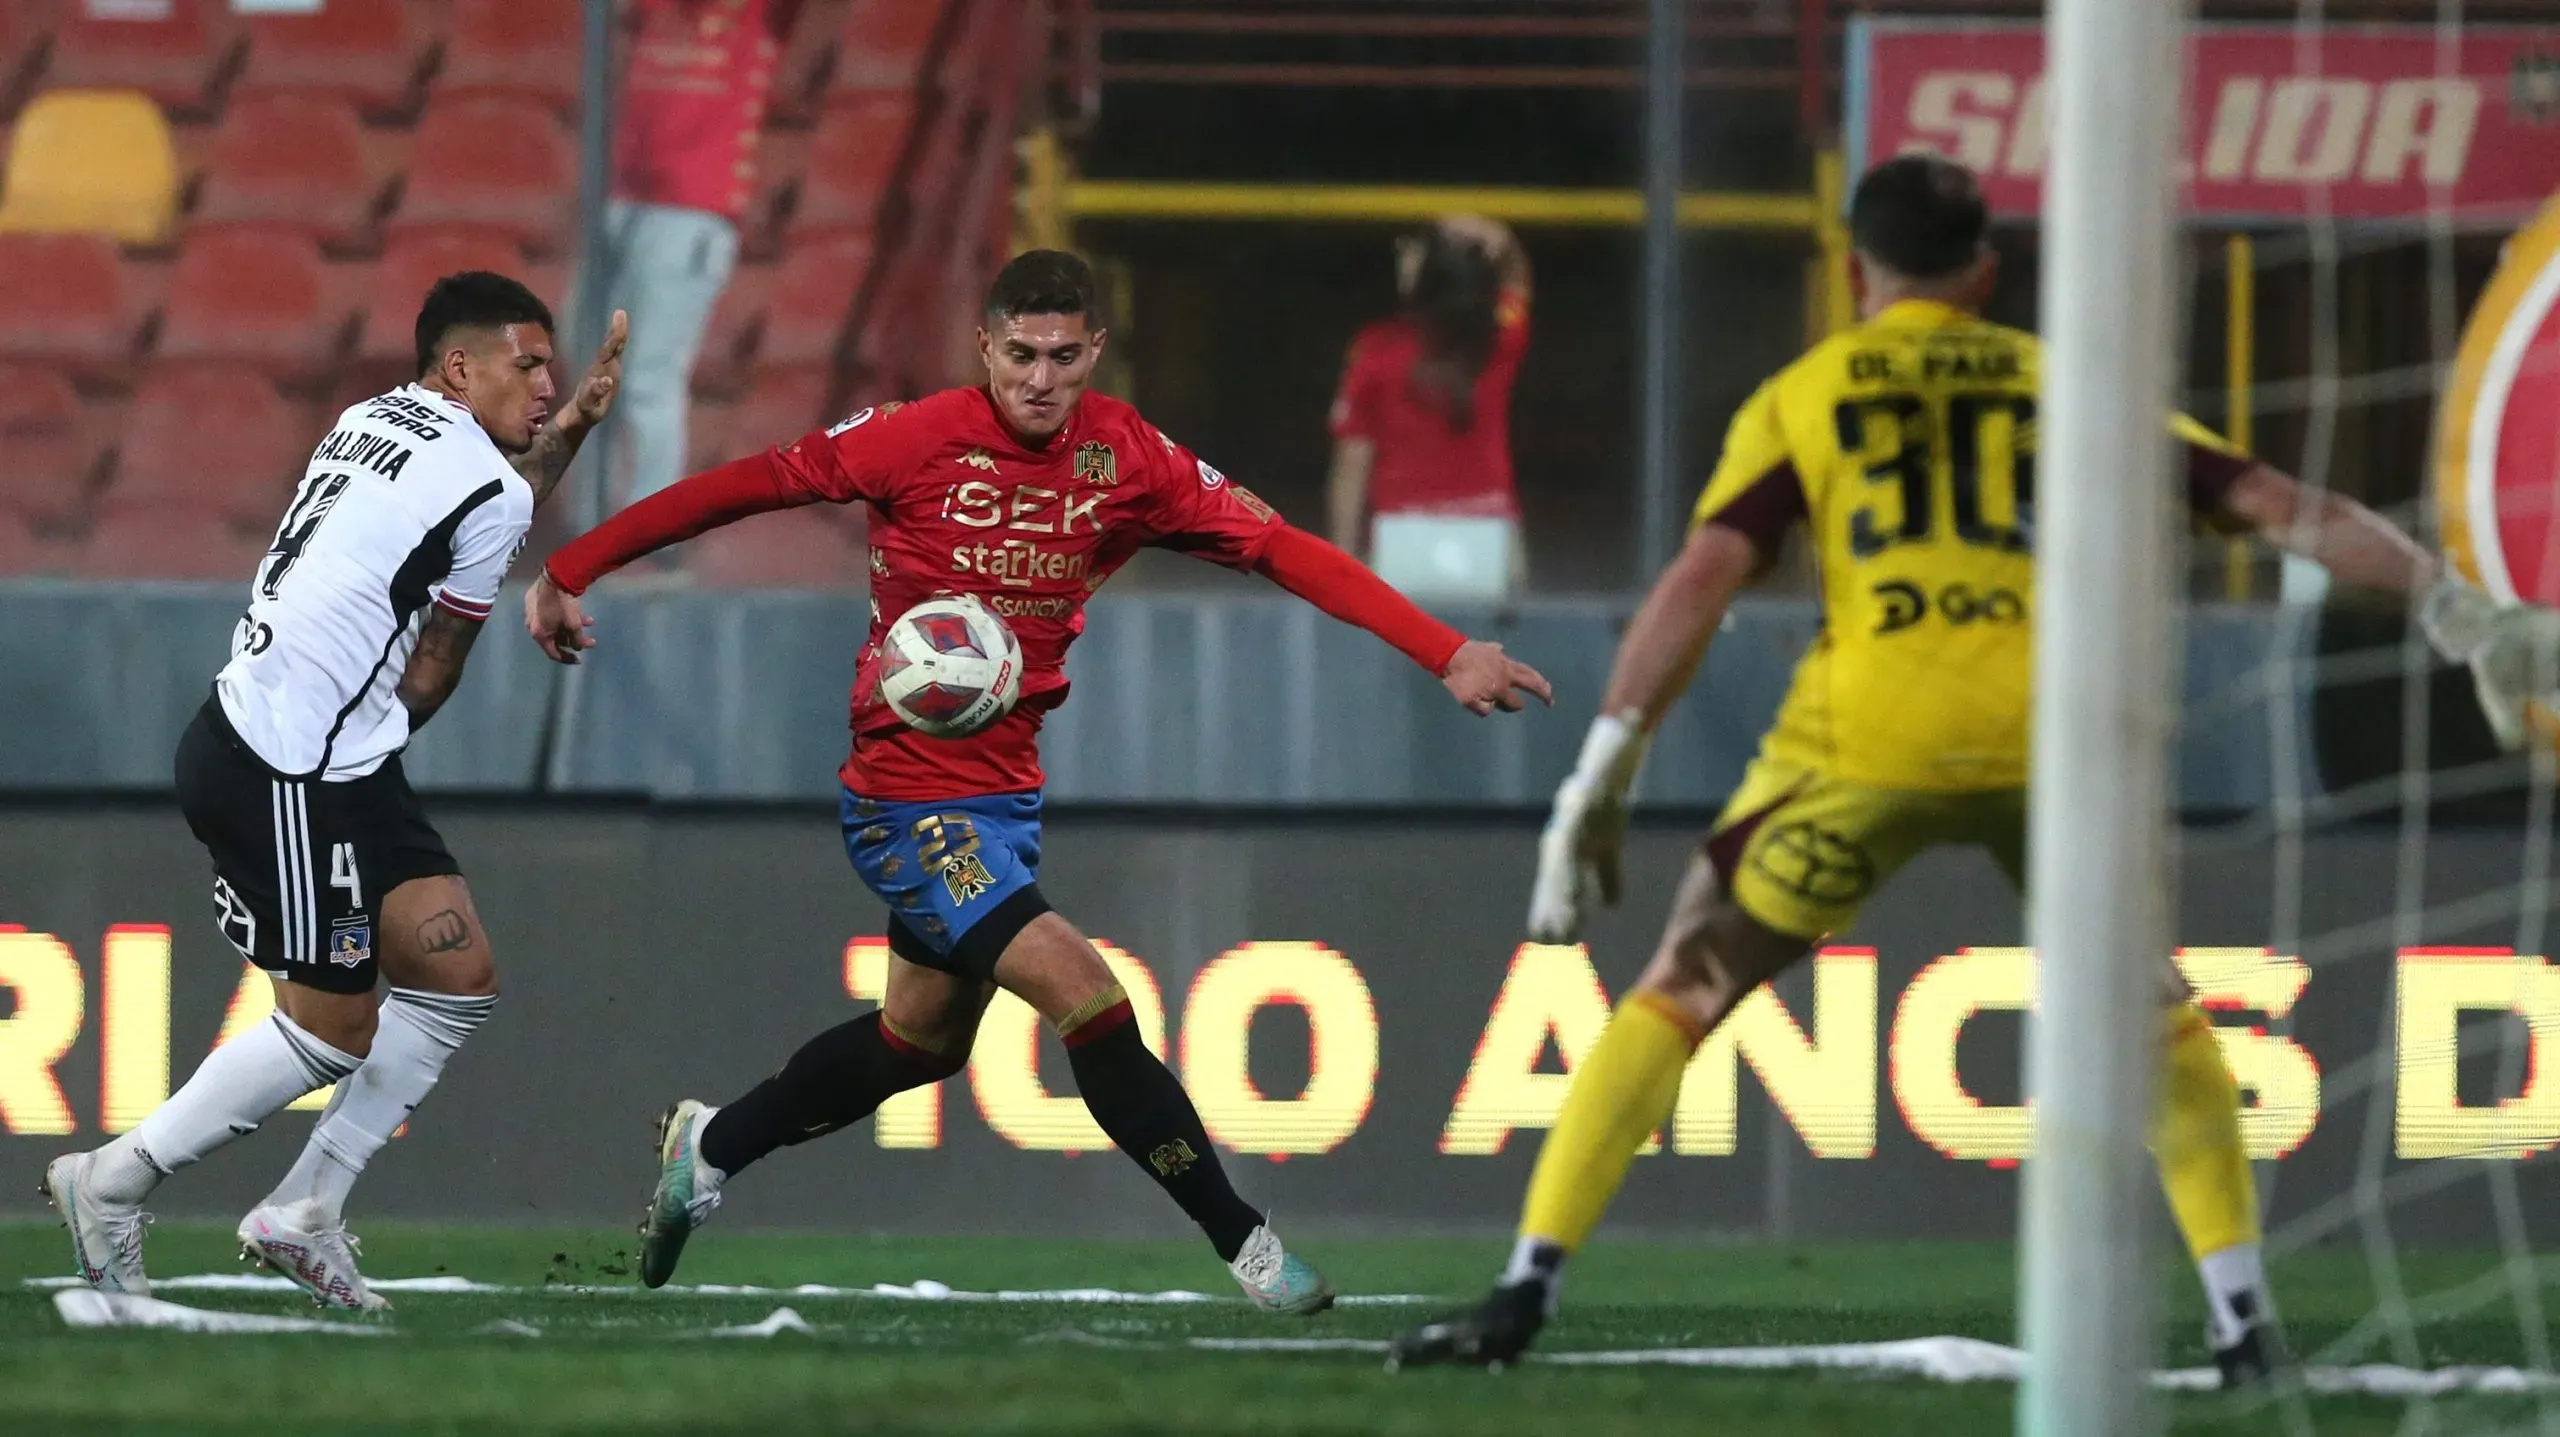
[{"left": 1391, "top": 154, "right": 2560, "bottom": 1382}]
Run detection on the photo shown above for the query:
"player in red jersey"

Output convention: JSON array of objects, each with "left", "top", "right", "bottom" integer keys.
[{"left": 527, "top": 251, "right": 1550, "bottom": 1311}]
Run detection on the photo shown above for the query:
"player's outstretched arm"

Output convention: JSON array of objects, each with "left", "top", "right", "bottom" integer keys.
[
  {"left": 1527, "top": 523, "right": 1757, "bottom": 942},
  {"left": 2217, "top": 462, "right": 2560, "bottom": 748},
  {"left": 524, "top": 450, "right": 804, "bottom": 663},
  {"left": 1250, "top": 525, "right": 1551, "bottom": 715},
  {"left": 513, "top": 310, "right": 627, "bottom": 506}
]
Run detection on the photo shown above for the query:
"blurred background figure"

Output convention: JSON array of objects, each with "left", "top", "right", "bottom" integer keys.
[
  {"left": 603, "top": 0, "right": 801, "bottom": 507},
  {"left": 1326, "top": 214, "right": 1530, "bottom": 605}
]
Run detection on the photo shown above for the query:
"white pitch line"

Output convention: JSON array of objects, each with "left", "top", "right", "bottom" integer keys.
[{"left": 22, "top": 1273, "right": 1431, "bottom": 1306}]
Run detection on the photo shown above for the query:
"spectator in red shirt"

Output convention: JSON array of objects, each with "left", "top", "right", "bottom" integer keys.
[
  {"left": 603, "top": 0, "right": 800, "bottom": 504},
  {"left": 1327, "top": 215, "right": 1531, "bottom": 601}
]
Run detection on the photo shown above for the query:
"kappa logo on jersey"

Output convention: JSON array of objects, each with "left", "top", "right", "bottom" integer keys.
[
  {"left": 1073, "top": 440, "right": 1118, "bottom": 486},
  {"left": 960, "top": 448, "right": 1001, "bottom": 474},
  {"left": 328, "top": 918, "right": 373, "bottom": 969}
]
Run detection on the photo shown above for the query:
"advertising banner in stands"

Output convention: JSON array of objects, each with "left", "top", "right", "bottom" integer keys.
[
  {"left": 1847, "top": 20, "right": 2560, "bottom": 223},
  {"left": 2, "top": 804, "right": 2556, "bottom": 1243}
]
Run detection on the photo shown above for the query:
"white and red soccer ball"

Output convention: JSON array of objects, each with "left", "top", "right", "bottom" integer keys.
[{"left": 877, "top": 594, "right": 1022, "bottom": 738}]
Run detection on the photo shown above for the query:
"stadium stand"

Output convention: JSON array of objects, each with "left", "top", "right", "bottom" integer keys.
[
  {"left": 48, "top": 0, "right": 235, "bottom": 119},
  {"left": 756, "top": 232, "right": 874, "bottom": 374},
  {"left": 386, "top": 97, "right": 575, "bottom": 258},
  {"left": 77, "top": 509, "right": 267, "bottom": 580},
  {"left": 100, "top": 367, "right": 305, "bottom": 531},
  {"left": 230, "top": 0, "right": 428, "bottom": 120},
  {"left": 693, "top": 261, "right": 776, "bottom": 399},
  {"left": 0, "top": 3, "right": 56, "bottom": 118},
  {"left": 0, "top": 363, "right": 95, "bottom": 531},
  {"left": 158, "top": 227, "right": 344, "bottom": 384},
  {"left": 437, "top": 0, "right": 581, "bottom": 117},
  {"left": 726, "top": 364, "right": 833, "bottom": 455},
  {"left": 193, "top": 94, "right": 378, "bottom": 249},
  {"left": 787, "top": 90, "right": 911, "bottom": 242},
  {"left": 0, "top": 88, "right": 179, "bottom": 244},
  {"left": 0, "top": 231, "right": 137, "bottom": 382},
  {"left": 686, "top": 507, "right": 860, "bottom": 587},
  {"left": 832, "top": 0, "right": 945, "bottom": 93},
  {"left": 353, "top": 230, "right": 562, "bottom": 394}
]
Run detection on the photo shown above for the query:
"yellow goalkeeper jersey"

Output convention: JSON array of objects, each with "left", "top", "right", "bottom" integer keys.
[{"left": 1691, "top": 299, "right": 2250, "bottom": 791}]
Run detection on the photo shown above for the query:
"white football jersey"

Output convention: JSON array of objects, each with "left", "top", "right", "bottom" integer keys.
[{"left": 215, "top": 384, "right": 533, "bottom": 780}]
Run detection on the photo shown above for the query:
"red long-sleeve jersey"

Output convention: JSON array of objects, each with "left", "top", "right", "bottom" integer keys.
[{"left": 547, "top": 386, "right": 1467, "bottom": 801}]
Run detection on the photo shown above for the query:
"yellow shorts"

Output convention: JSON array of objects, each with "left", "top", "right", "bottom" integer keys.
[{"left": 1705, "top": 759, "right": 2026, "bottom": 941}]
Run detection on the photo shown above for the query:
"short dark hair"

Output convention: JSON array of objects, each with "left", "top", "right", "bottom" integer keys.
[
  {"left": 984, "top": 249, "right": 1100, "bottom": 327},
  {"left": 1849, "top": 155, "right": 1990, "bottom": 281},
  {"left": 414, "top": 271, "right": 554, "bottom": 375}
]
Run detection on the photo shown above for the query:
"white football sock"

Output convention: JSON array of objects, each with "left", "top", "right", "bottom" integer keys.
[
  {"left": 2198, "top": 1242, "right": 2268, "bottom": 1349},
  {"left": 1501, "top": 1234, "right": 1568, "bottom": 1314},
  {"left": 266, "top": 989, "right": 496, "bottom": 1221},
  {"left": 93, "top": 1013, "right": 361, "bottom": 1204}
]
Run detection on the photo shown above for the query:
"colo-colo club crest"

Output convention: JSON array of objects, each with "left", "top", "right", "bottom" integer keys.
[{"left": 2439, "top": 191, "right": 2560, "bottom": 742}]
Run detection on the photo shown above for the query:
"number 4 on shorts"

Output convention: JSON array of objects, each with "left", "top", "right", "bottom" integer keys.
[{"left": 330, "top": 842, "right": 362, "bottom": 910}]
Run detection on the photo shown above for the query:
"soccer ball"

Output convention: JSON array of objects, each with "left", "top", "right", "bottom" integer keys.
[{"left": 877, "top": 594, "right": 1022, "bottom": 738}]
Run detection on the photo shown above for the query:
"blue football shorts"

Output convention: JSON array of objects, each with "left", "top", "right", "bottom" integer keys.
[{"left": 841, "top": 788, "right": 1049, "bottom": 979}]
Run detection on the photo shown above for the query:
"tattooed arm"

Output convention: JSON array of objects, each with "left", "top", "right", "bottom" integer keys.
[
  {"left": 397, "top": 608, "right": 485, "bottom": 728},
  {"left": 513, "top": 309, "right": 628, "bottom": 506}
]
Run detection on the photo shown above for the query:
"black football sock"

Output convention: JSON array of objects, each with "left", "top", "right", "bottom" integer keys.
[
  {"left": 699, "top": 1012, "right": 962, "bottom": 1176},
  {"left": 1061, "top": 994, "right": 1263, "bottom": 1263}
]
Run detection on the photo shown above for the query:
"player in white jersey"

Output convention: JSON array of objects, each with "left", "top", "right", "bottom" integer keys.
[{"left": 42, "top": 273, "right": 627, "bottom": 1309}]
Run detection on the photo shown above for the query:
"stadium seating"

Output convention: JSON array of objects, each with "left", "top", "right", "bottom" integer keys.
[
  {"left": 437, "top": 0, "right": 582, "bottom": 117},
  {"left": 787, "top": 91, "right": 910, "bottom": 242},
  {"left": 193, "top": 94, "right": 376, "bottom": 248},
  {"left": 157, "top": 227, "right": 344, "bottom": 383},
  {"left": 728, "top": 365, "right": 833, "bottom": 454},
  {"left": 685, "top": 507, "right": 860, "bottom": 588},
  {"left": 0, "top": 88, "right": 180, "bottom": 244},
  {"left": 693, "top": 262, "right": 775, "bottom": 398},
  {"left": 833, "top": 0, "right": 946, "bottom": 94},
  {"left": 757, "top": 233, "right": 875, "bottom": 372},
  {"left": 77, "top": 509, "right": 266, "bottom": 581},
  {"left": 231, "top": 0, "right": 426, "bottom": 119},
  {"left": 0, "top": 364, "right": 95, "bottom": 530},
  {"left": 0, "top": 3, "right": 53, "bottom": 117},
  {"left": 386, "top": 97, "right": 575, "bottom": 257},
  {"left": 102, "top": 368, "right": 305, "bottom": 530},
  {"left": 767, "top": 0, "right": 846, "bottom": 128},
  {"left": 0, "top": 232, "right": 136, "bottom": 380},
  {"left": 48, "top": 0, "right": 236, "bottom": 118}
]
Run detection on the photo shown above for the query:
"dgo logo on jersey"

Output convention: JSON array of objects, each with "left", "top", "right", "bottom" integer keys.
[{"left": 2436, "top": 191, "right": 2560, "bottom": 737}]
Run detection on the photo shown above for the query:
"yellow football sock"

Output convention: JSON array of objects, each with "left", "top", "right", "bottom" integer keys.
[
  {"left": 1517, "top": 992, "right": 1704, "bottom": 1253},
  {"left": 2150, "top": 1004, "right": 2260, "bottom": 1262}
]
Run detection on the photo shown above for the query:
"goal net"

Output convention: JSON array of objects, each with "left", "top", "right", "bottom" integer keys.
[{"left": 1857, "top": 1, "right": 2560, "bottom": 1422}]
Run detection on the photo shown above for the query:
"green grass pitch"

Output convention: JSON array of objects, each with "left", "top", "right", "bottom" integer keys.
[{"left": 2, "top": 1221, "right": 2548, "bottom": 1435}]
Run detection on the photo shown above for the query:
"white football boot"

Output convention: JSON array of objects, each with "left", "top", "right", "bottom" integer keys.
[
  {"left": 40, "top": 1151, "right": 151, "bottom": 1296},
  {"left": 237, "top": 1203, "right": 390, "bottom": 1311},
  {"left": 1229, "top": 1223, "right": 1336, "bottom": 1316},
  {"left": 639, "top": 1099, "right": 725, "bottom": 1288}
]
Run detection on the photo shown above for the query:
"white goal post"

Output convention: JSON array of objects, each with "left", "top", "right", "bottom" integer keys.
[{"left": 2017, "top": 0, "right": 2193, "bottom": 1431}]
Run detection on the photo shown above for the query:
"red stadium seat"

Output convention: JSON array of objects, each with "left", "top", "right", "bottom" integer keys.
[
  {"left": 195, "top": 95, "right": 377, "bottom": 248},
  {"left": 756, "top": 234, "right": 874, "bottom": 371},
  {"left": 438, "top": 0, "right": 581, "bottom": 116},
  {"left": 232, "top": 0, "right": 425, "bottom": 118},
  {"left": 767, "top": 0, "right": 844, "bottom": 127},
  {"left": 788, "top": 91, "right": 910, "bottom": 242},
  {"left": 687, "top": 507, "right": 859, "bottom": 588},
  {"left": 158, "top": 227, "right": 346, "bottom": 383},
  {"left": 102, "top": 368, "right": 304, "bottom": 529},
  {"left": 386, "top": 99, "right": 574, "bottom": 257},
  {"left": 50, "top": 0, "right": 238, "bottom": 117},
  {"left": 728, "top": 365, "right": 832, "bottom": 452},
  {"left": 0, "top": 3, "right": 51, "bottom": 116},
  {"left": 0, "top": 364, "right": 95, "bottom": 529},
  {"left": 78, "top": 509, "right": 268, "bottom": 581},
  {"left": 0, "top": 232, "right": 136, "bottom": 380},
  {"left": 832, "top": 0, "right": 945, "bottom": 93},
  {"left": 692, "top": 262, "right": 774, "bottom": 397}
]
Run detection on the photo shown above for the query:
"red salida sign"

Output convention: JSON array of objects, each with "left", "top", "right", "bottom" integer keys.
[{"left": 1848, "top": 20, "right": 2560, "bottom": 224}]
